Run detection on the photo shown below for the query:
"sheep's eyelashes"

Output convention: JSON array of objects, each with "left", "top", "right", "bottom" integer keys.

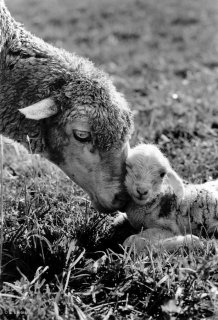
[{"left": 73, "top": 130, "right": 91, "bottom": 143}]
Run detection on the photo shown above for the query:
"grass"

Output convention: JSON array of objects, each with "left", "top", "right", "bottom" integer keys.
[{"left": 1, "top": 0, "right": 218, "bottom": 318}]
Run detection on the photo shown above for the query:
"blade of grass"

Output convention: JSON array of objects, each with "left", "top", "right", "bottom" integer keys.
[{"left": 0, "top": 135, "right": 4, "bottom": 287}]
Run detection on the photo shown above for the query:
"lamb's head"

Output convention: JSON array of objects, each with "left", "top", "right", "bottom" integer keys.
[
  {"left": 125, "top": 144, "right": 184, "bottom": 205},
  {"left": 19, "top": 63, "right": 133, "bottom": 213}
]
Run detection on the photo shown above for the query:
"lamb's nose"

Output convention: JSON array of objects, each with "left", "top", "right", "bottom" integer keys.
[{"left": 136, "top": 187, "right": 148, "bottom": 196}]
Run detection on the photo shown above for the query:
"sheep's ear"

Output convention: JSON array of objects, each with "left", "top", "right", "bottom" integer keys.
[
  {"left": 19, "top": 98, "right": 58, "bottom": 120},
  {"left": 167, "top": 169, "right": 185, "bottom": 198}
]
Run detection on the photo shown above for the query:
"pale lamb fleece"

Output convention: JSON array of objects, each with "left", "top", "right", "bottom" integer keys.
[{"left": 123, "top": 144, "right": 218, "bottom": 253}]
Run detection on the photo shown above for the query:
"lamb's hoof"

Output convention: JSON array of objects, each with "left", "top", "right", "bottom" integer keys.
[
  {"left": 162, "top": 234, "right": 205, "bottom": 252},
  {"left": 123, "top": 234, "right": 150, "bottom": 255},
  {"left": 123, "top": 234, "right": 205, "bottom": 255}
]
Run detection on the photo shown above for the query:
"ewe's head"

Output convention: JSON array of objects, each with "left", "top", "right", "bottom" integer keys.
[
  {"left": 19, "top": 56, "right": 133, "bottom": 213},
  {"left": 125, "top": 144, "right": 184, "bottom": 205}
]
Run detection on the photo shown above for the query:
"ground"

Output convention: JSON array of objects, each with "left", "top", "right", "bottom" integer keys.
[{"left": 1, "top": 0, "right": 218, "bottom": 319}]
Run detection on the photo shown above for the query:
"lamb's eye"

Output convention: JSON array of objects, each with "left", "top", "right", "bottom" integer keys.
[
  {"left": 73, "top": 130, "right": 91, "bottom": 143},
  {"left": 159, "top": 171, "right": 166, "bottom": 178}
]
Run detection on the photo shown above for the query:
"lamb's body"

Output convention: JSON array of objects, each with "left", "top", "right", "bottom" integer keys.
[
  {"left": 126, "top": 181, "right": 218, "bottom": 237},
  {"left": 123, "top": 144, "right": 218, "bottom": 253},
  {"left": 0, "top": 0, "right": 133, "bottom": 212}
]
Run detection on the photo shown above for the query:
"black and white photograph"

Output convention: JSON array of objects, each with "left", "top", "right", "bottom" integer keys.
[{"left": 0, "top": 0, "right": 218, "bottom": 318}]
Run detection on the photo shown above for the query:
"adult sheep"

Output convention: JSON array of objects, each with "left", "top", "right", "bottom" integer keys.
[{"left": 0, "top": 0, "right": 134, "bottom": 213}]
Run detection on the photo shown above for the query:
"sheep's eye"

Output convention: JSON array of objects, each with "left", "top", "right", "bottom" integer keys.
[
  {"left": 73, "top": 130, "right": 91, "bottom": 143},
  {"left": 159, "top": 171, "right": 166, "bottom": 178}
]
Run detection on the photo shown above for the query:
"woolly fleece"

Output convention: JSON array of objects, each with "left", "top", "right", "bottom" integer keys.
[{"left": 0, "top": 0, "right": 133, "bottom": 156}]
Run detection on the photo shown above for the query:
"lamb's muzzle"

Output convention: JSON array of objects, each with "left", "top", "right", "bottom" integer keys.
[{"left": 0, "top": 0, "right": 134, "bottom": 212}]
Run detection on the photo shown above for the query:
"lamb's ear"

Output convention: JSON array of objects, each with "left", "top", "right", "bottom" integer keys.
[
  {"left": 19, "top": 98, "right": 58, "bottom": 120},
  {"left": 167, "top": 169, "right": 185, "bottom": 198}
]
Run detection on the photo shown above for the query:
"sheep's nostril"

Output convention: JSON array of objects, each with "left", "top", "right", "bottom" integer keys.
[{"left": 136, "top": 188, "right": 148, "bottom": 196}]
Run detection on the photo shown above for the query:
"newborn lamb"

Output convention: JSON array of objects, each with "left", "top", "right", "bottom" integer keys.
[{"left": 123, "top": 144, "right": 218, "bottom": 253}]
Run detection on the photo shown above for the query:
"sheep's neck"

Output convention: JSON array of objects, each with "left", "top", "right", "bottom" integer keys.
[
  {"left": 0, "top": 3, "right": 42, "bottom": 151},
  {"left": 0, "top": 2, "right": 69, "bottom": 154},
  {"left": 0, "top": 2, "right": 78, "bottom": 154},
  {"left": 0, "top": 2, "right": 18, "bottom": 51},
  {"left": 0, "top": 87, "right": 46, "bottom": 153}
]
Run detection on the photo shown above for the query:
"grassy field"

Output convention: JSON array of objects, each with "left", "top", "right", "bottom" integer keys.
[{"left": 1, "top": 0, "right": 218, "bottom": 318}]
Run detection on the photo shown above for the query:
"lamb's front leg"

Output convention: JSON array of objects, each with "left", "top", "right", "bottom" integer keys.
[{"left": 123, "top": 228, "right": 204, "bottom": 254}]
